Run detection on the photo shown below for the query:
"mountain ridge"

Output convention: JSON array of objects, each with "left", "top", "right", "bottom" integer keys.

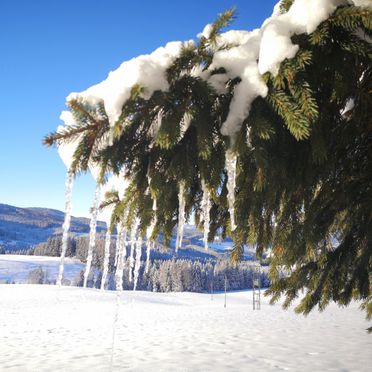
[
  {"left": 0, "top": 203, "right": 245, "bottom": 260},
  {"left": 0, "top": 203, "right": 106, "bottom": 252}
]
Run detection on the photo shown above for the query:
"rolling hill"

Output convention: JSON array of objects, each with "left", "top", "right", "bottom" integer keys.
[{"left": 0, "top": 203, "right": 106, "bottom": 252}]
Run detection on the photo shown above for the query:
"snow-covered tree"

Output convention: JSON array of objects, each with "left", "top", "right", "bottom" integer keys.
[
  {"left": 27, "top": 266, "right": 45, "bottom": 284},
  {"left": 44, "top": 1, "right": 372, "bottom": 317}
]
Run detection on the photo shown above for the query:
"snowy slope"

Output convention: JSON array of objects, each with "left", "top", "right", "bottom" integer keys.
[
  {"left": 0, "top": 255, "right": 84, "bottom": 283},
  {"left": 0, "top": 203, "right": 106, "bottom": 251},
  {"left": 0, "top": 285, "right": 371, "bottom": 371}
]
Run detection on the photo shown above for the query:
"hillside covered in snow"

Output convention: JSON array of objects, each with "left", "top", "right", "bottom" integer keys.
[{"left": 0, "top": 203, "right": 106, "bottom": 252}]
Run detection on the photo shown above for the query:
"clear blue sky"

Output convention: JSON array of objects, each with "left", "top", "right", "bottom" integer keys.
[{"left": 0, "top": 0, "right": 277, "bottom": 217}]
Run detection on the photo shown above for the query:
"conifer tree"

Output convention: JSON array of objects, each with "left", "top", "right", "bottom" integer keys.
[{"left": 44, "top": 2, "right": 372, "bottom": 319}]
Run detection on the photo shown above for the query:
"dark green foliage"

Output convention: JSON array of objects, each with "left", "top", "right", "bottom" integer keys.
[
  {"left": 44, "top": 4, "right": 372, "bottom": 319},
  {"left": 43, "top": 98, "right": 110, "bottom": 183},
  {"left": 250, "top": 4, "right": 372, "bottom": 318},
  {"left": 34, "top": 235, "right": 76, "bottom": 257}
]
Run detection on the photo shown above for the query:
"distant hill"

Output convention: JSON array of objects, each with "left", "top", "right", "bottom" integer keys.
[
  {"left": 0, "top": 203, "right": 257, "bottom": 261},
  {"left": 0, "top": 203, "right": 106, "bottom": 252}
]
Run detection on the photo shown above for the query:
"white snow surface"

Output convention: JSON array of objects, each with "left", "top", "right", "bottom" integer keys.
[
  {"left": 0, "top": 255, "right": 84, "bottom": 284},
  {"left": 0, "top": 284, "right": 371, "bottom": 371}
]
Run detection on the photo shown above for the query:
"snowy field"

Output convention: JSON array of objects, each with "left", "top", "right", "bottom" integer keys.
[
  {"left": 1, "top": 285, "right": 371, "bottom": 372},
  {"left": 0, "top": 255, "right": 84, "bottom": 283}
]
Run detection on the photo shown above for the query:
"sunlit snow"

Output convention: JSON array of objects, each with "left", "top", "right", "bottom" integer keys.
[{"left": 0, "top": 285, "right": 371, "bottom": 371}]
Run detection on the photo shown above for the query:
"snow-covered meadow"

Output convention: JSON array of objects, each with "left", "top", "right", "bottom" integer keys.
[
  {"left": 0, "top": 255, "right": 84, "bottom": 284},
  {"left": 1, "top": 284, "right": 371, "bottom": 371}
]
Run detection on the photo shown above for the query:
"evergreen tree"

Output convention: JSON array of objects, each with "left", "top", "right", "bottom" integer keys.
[
  {"left": 44, "top": 3, "right": 372, "bottom": 318},
  {"left": 27, "top": 266, "right": 45, "bottom": 284}
]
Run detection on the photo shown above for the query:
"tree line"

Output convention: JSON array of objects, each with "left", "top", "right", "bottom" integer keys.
[{"left": 27, "top": 255, "right": 269, "bottom": 294}]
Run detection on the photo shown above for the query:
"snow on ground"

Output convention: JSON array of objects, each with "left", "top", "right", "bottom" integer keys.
[
  {"left": 0, "top": 255, "right": 84, "bottom": 283},
  {"left": 0, "top": 285, "right": 371, "bottom": 371}
]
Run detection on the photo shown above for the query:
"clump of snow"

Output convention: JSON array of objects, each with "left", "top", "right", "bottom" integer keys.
[
  {"left": 258, "top": 19, "right": 299, "bottom": 76},
  {"left": 271, "top": 1, "right": 283, "bottom": 16},
  {"left": 209, "top": 0, "right": 371, "bottom": 137},
  {"left": 216, "top": 0, "right": 352, "bottom": 137},
  {"left": 258, "top": 0, "right": 342, "bottom": 76},
  {"left": 197, "top": 23, "right": 213, "bottom": 39},
  {"left": 67, "top": 41, "right": 183, "bottom": 127},
  {"left": 214, "top": 30, "right": 268, "bottom": 137}
]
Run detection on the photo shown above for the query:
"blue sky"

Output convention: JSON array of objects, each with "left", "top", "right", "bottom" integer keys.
[{"left": 0, "top": 0, "right": 277, "bottom": 217}]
